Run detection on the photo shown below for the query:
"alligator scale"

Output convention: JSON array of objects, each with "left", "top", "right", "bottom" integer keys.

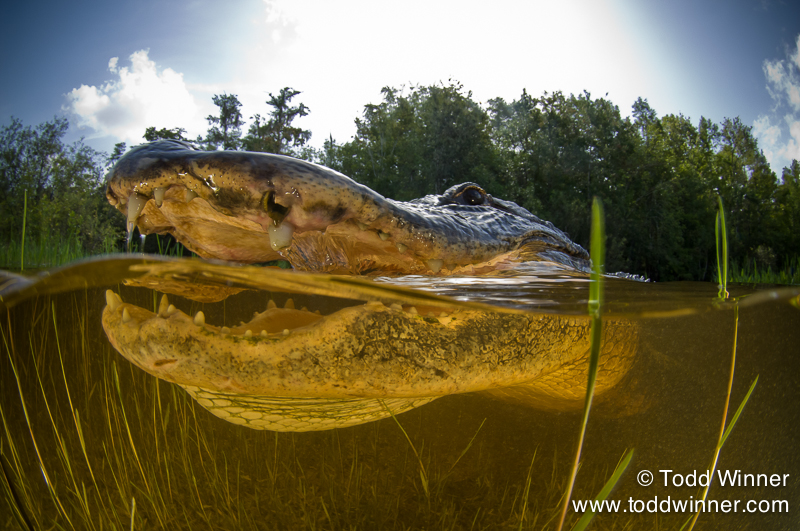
[{"left": 102, "top": 140, "right": 638, "bottom": 432}]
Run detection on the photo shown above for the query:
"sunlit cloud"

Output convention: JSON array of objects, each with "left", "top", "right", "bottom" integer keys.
[
  {"left": 754, "top": 34, "right": 800, "bottom": 175},
  {"left": 64, "top": 50, "right": 207, "bottom": 145}
]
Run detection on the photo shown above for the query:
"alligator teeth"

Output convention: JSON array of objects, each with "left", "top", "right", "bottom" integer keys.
[
  {"left": 282, "top": 329, "right": 290, "bottom": 336},
  {"left": 426, "top": 259, "right": 443, "bottom": 273},
  {"left": 396, "top": 243, "right": 407, "bottom": 253},
  {"left": 244, "top": 330, "right": 253, "bottom": 337},
  {"left": 447, "top": 263, "right": 456, "bottom": 271},
  {"left": 153, "top": 187, "right": 166, "bottom": 207},
  {"left": 390, "top": 303, "right": 403, "bottom": 311},
  {"left": 221, "top": 326, "right": 231, "bottom": 334},
  {"left": 260, "top": 330, "right": 268, "bottom": 337},
  {"left": 268, "top": 220, "right": 295, "bottom": 251},
  {"left": 267, "top": 299, "right": 277, "bottom": 309},
  {"left": 167, "top": 304, "right": 177, "bottom": 316},
  {"left": 407, "top": 306, "right": 418, "bottom": 315},
  {"left": 185, "top": 189, "right": 198, "bottom": 202},
  {"left": 357, "top": 222, "right": 368, "bottom": 230},
  {"left": 193, "top": 311, "right": 205, "bottom": 326},
  {"left": 122, "top": 308, "right": 132, "bottom": 323},
  {"left": 105, "top": 290, "right": 122, "bottom": 311},
  {"left": 379, "top": 231, "right": 390, "bottom": 241},
  {"left": 158, "top": 294, "right": 170, "bottom": 317},
  {"left": 127, "top": 193, "right": 148, "bottom": 233},
  {"left": 284, "top": 298, "right": 295, "bottom": 309}
]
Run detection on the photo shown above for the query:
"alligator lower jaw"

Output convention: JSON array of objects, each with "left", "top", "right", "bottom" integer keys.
[
  {"left": 128, "top": 193, "right": 523, "bottom": 275},
  {"left": 101, "top": 289, "right": 466, "bottom": 398}
]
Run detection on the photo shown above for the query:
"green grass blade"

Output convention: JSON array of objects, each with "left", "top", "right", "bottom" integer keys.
[
  {"left": 555, "top": 197, "right": 605, "bottom": 531},
  {"left": 719, "top": 376, "right": 758, "bottom": 450},
  {"left": 570, "top": 448, "right": 634, "bottom": 531},
  {"left": 715, "top": 196, "right": 728, "bottom": 299}
]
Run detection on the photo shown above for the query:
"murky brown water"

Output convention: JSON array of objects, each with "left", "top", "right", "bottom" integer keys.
[{"left": 1, "top": 257, "right": 798, "bottom": 530}]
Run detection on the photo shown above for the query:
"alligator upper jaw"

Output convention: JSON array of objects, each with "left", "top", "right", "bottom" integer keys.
[{"left": 106, "top": 140, "right": 589, "bottom": 275}]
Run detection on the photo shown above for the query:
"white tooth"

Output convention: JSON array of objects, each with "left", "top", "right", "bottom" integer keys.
[
  {"left": 158, "top": 294, "right": 169, "bottom": 316},
  {"left": 260, "top": 330, "right": 268, "bottom": 337},
  {"left": 245, "top": 330, "right": 253, "bottom": 337},
  {"left": 396, "top": 243, "right": 407, "bottom": 253},
  {"left": 221, "top": 326, "right": 231, "bottom": 334},
  {"left": 284, "top": 298, "right": 295, "bottom": 309},
  {"left": 379, "top": 231, "right": 390, "bottom": 241},
  {"left": 268, "top": 220, "right": 295, "bottom": 251},
  {"left": 407, "top": 306, "right": 418, "bottom": 315},
  {"left": 167, "top": 304, "right": 177, "bottom": 315},
  {"left": 267, "top": 300, "right": 277, "bottom": 309},
  {"left": 314, "top": 310, "right": 321, "bottom": 315},
  {"left": 390, "top": 303, "right": 402, "bottom": 311},
  {"left": 122, "top": 308, "right": 132, "bottom": 323},
  {"left": 193, "top": 311, "right": 205, "bottom": 326},
  {"left": 153, "top": 187, "right": 166, "bottom": 207},
  {"left": 426, "top": 259, "right": 443, "bottom": 273},
  {"left": 447, "top": 264, "right": 457, "bottom": 271},
  {"left": 282, "top": 329, "right": 290, "bottom": 336},
  {"left": 301, "top": 306, "right": 308, "bottom": 312},
  {"left": 357, "top": 222, "right": 368, "bottom": 230},
  {"left": 127, "top": 193, "right": 148, "bottom": 233},
  {"left": 106, "top": 290, "right": 121, "bottom": 311},
  {"left": 185, "top": 189, "right": 198, "bottom": 202}
]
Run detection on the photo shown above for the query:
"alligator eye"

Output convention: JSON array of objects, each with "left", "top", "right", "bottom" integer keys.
[
  {"left": 458, "top": 186, "right": 486, "bottom": 206},
  {"left": 262, "top": 191, "right": 290, "bottom": 222}
]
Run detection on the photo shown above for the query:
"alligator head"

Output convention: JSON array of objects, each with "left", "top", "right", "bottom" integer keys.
[
  {"left": 101, "top": 141, "right": 638, "bottom": 433},
  {"left": 105, "top": 140, "right": 590, "bottom": 274}
]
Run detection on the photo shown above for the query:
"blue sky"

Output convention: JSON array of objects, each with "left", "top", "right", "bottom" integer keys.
[{"left": 2, "top": 0, "right": 799, "bottom": 175}]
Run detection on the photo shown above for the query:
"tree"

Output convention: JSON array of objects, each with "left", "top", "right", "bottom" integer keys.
[
  {"left": 242, "top": 87, "right": 311, "bottom": 156},
  {"left": 143, "top": 126, "right": 189, "bottom": 142},
  {"left": 204, "top": 93, "right": 244, "bottom": 150},
  {"left": 107, "top": 142, "right": 128, "bottom": 168},
  {"left": 0, "top": 117, "right": 124, "bottom": 258},
  {"left": 339, "top": 82, "right": 497, "bottom": 200}
]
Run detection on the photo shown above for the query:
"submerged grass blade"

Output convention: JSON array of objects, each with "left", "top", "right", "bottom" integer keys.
[
  {"left": 379, "top": 399, "right": 429, "bottom": 498},
  {"left": 555, "top": 197, "right": 608, "bottom": 531},
  {"left": 571, "top": 449, "right": 634, "bottom": 531},
  {"left": 685, "top": 198, "right": 758, "bottom": 531}
]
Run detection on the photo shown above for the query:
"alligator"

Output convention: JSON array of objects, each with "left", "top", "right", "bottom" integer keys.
[{"left": 101, "top": 140, "right": 639, "bottom": 432}]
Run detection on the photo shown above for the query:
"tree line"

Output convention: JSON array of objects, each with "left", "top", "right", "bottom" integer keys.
[{"left": 2, "top": 82, "right": 798, "bottom": 281}]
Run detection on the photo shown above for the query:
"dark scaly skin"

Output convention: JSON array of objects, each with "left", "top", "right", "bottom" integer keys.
[{"left": 101, "top": 140, "right": 638, "bottom": 432}]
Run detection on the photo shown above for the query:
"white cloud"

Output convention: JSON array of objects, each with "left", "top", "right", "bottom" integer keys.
[
  {"left": 64, "top": 50, "right": 206, "bottom": 144},
  {"left": 754, "top": 34, "right": 800, "bottom": 176}
]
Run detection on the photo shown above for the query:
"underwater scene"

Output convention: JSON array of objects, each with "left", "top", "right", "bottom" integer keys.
[{"left": 1, "top": 256, "right": 798, "bottom": 530}]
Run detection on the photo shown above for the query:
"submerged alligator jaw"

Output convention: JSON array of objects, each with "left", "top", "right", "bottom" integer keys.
[
  {"left": 106, "top": 140, "right": 590, "bottom": 274},
  {"left": 102, "top": 289, "right": 637, "bottom": 431}
]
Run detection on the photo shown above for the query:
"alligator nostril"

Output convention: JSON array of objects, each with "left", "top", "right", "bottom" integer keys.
[
  {"left": 153, "top": 359, "right": 177, "bottom": 367},
  {"left": 263, "top": 191, "right": 291, "bottom": 222}
]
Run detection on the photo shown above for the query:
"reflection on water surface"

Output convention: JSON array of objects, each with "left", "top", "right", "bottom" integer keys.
[{"left": 1, "top": 256, "right": 798, "bottom": 530}]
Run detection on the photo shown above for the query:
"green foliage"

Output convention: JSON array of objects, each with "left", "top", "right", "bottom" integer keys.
[
  {"left": 242, "top": 87, "right": 312, "bottom": 157},
  {"left": 0, "top": 117, "right": 124, "bottom": 268},
  {"left": 204, "top": 93, "right": 245, "bottom": 150},
  {"left": 327, "top": 82, "right": 498, "bottom": 200},
  {"left": 143, "top": 126, "right": 189, "bottom": 142}
]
